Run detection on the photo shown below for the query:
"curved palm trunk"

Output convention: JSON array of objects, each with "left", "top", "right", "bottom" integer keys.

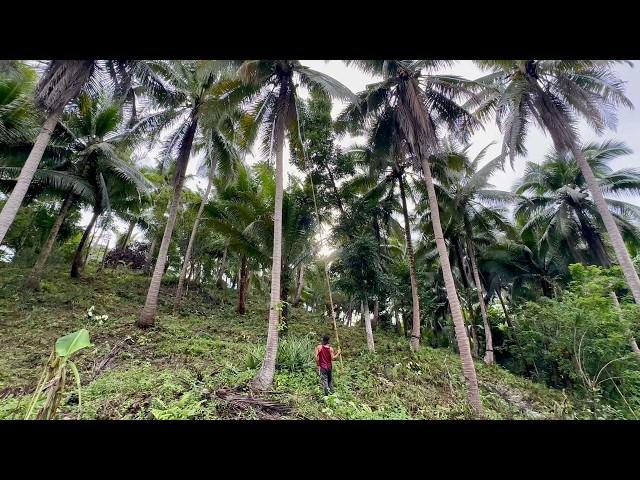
[
  {"left": 83, "top": 216, "right": 101, "bottom": 264},
  {"left": 216, "top": 246, "right": 228, "bottom": 289},
  {"left": 119, "top": 219, "right": 136, "bottom": 249},
  {"left": 138, "top": 114, "right": 198, "bottom": 328},
  {"left": 174, "top": 164, "right": 215, "bottom": 311},
  {"left": 468, "top": 243, "right": 494, "bottom": 365},
  {"left": 421, "top": 158, "right": 483, "bottom": 415},
  {"left": 497, "top": 287, "right": 513, "bottom": 328},
  {"left": 363, "top": 297, "right": 375, "bottom": 351},
  {"left": 0, "top": 114, "right": 59, "bottom": 245},
  {"left": 609, "top": 290, "right": 640, "bottom": 360},
  {"left": 237, "top": 255, "right": 249, "bottom": 315},
  {"left": 25, "top": 193, "right": 74, "bottom": 290},
  {"left": 293, "top": 263, "right": 304, "bottom": 307},
  {"left": 70, "top": 210, "right": 99, "bottom": 278},
  {"left": 398, "top": 171, "right": 422, "bottom": 351},
  {"left": 252, "top": 93, "right": 287, "bottom": 390},
  {"left": 571, "top": 146, "right": 640, "bottom": 304}
]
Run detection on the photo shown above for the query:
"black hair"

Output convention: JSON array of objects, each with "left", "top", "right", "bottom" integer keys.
[{"left": 322, "top": 335, "right": 330, "bottom": 345}]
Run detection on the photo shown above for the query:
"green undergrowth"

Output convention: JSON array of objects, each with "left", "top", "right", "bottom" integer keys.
[{"left": 0, "top": 265, "right": 601, "bottom": 419}]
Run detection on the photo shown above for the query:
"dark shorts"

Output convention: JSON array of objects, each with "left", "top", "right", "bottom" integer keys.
[{"left": 319, "top": 367, "right": 333, "bottom": 395}]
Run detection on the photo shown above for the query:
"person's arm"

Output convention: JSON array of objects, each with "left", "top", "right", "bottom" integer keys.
[
  {"left": 330, "top": 346, "right": 341, "bottom": 360},
  {"left": 315, "top": 346, "right": 321, "bottom": 366}
]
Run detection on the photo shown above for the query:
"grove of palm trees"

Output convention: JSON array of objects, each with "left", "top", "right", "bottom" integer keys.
[{"left": 2, "top": 59, "right": 640, "bottom": 420}]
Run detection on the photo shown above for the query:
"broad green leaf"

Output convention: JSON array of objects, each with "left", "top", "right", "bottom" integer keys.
[{"left": 55, "top": 329, "right": 93, "bottom": 358}]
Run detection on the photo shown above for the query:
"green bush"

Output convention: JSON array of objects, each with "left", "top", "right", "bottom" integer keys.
[
  {"left": 505, "top": 264, "right": 640, "bottom": 415},
  {"left": 243, "top": 336, "right": 315, "bottom": 372}
]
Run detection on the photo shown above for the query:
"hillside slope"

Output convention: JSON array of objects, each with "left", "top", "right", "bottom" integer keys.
[{"left": 0, "top": 266, "right": 587, "bottom": 420}]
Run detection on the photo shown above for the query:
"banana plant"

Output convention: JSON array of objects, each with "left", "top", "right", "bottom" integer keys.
[{"left": 25, "top": 329, "right": 93, "bottom": 420}]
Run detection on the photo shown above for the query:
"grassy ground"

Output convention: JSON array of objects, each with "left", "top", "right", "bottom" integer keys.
[{"left": 0, "top": 265, "right": 588, "bottom": 420}]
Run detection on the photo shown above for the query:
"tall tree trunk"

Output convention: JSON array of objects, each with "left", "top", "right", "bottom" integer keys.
[
  {"left": 398, "top": 170, "right": 422, "bottom": 351},
  {"left": 609, "top": 290, "right": 640, "bottom": 360},
  {"left": 70, "top": 210, "right": 99, "bottom": 278},
  {"left": 363, "top": 297, "right": 375, "bottom": 352},
  {"left": 497, "top": 287, "right": 513, "bottom": 328},
  {"left": 572, "top": 145, "right": 640, "bottom": 304},
  {"left": 237, "top": 255, "right": 249, "bottom": 315},
  {"left": 119, "top": 219, "right": 136, "bottom": 249},
  {"left": 346, "top": 298, "right": 353, "bottom": 327},
  {"left": 421, "top": 157, "right": 483, "bottom": 415},
  {"left": 292, "top": 263, "right": 304, "bottom": 307},
  {"left": 0, "top": 114, "right": 60, "bottom": 245},
  {"left": 24, "top": 193, "right": 74, "bottom": 290},
  {"left": 396, "top": 310, "right": 405, "bottom": 336},
  {"left": 372, "top": 299, "right": 380, "bottom": 330},
  {"left": 216, "top": 246, "right": 228, "bottom": 289},
  {"left": 138, "top": 113, "right": 198, "bottom": 328},
  {"left": 251, "top": 86, "right": 288, "bottom": 390},
  {"left": 468, "top": 243, "right": 494, "bottom": 365},
  {"left": 83, "top": 215, "right": 101, "bottom": 264},
  {"left": 174, "top": 164, "right": 215, "bottom": 312},
  {"left": 145, "top": 236, "right": 157, "bottom": 275},
  {"left": 99, "top": 232, "right": 111, "bottom": 270}
]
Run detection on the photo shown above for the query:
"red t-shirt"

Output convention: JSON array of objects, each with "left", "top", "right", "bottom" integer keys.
[{"left": 317, "top": 345, "right": 332, "bottom": 370}]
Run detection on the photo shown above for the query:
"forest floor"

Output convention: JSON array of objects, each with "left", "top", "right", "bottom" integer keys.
[{"left": 0, "top": 265, "right": 589, "bottom": 420}]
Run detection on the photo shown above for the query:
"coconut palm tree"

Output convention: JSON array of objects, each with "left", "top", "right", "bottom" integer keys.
[
  {"left": 470, "top": 60, "right": 640, "bottom": 307},
  {"left": 63, "top": 92, "right": 153, "bottom": 279},
  {"left": 173, "top": 108, "right": 247, "bottom": 310},
  {"left": 205, "top": 164, "right": 272, "bottom": 314},
  {"left": 337, "top": 60, "right": 483, "bottom": 414},
  {"left": 230, "top": 60, "right": 355, "bottom": 390},
  {"left": 137, "top": 60, "right": 235, "bottom": 327},
  {"left": 9, "top": 90, "right": 152, "bottom": 288},
  {"left": 0, "top": 60, "right": 95, "bottom": 245},
  {"left": 513, "top": 140, "right": 640, "bottom": 268},
  {"left": 428, "top": 141, "right": 515, "bottom": 364}
]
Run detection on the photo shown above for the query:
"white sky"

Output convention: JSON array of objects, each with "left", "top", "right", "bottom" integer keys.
[{"left": 90, "top": 60, "right": 640, "bottom": 243}]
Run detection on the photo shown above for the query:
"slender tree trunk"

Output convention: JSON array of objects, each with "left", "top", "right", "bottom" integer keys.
[
  {"left": 216, "top": 246, "right": 228, "bottom": 289},
  {"left": 346, "top": 298, "right": 353, "bottom": 327},
  {"left": 99, "top": 232, "right": 111, "bottom": 270},
  {"left": 120, "top": 219, "right": 136, "bottom": 249},
  {"left": 83, "top": 215, "right": 101, "bottom": 265},
  {"left": 397, "top": 310, "right": 405, "bottom": 336},
  {"left": 292, "top": 263, "right": 304, "bottom": 307},
  {"left": 145, "top": 236, "right": 157, "bottom": 275},
  {"left": 252, "top": 86, "right": 288, "bottom": 390},
  {"left": 421, "top": 157, "right": 483, "bottom": 415},
  {"left": 468, "top": 243, "right": 494, "bottom": 365},
  {"left": 0, "top": 114, "right": 60, "bottom": 245},
  {"left": 372, "top": 299, "right": 380, "bottom": 330},
  {"left": 174, "top": 164, "right": 215, "bottom": 311},
  {"left": 363, "top": 297, "right": 375, "bottom": 352},
  {"left": 609, "top": 290, "right": 640, "bottom": 360},
  {"left": 497, "top": 288, "right": 513, "bottom": 328},
  {"left": 237, "top": 255, "right": 249, "bottom": 315},
  {"left": 572, "top": 145, "right": 640, "bottom": 304},
  {"left": 398, "top": 171, "right": 422, "bottom": 351},
  {"left": 138, "top": 114, "right": 198, "bottom": 328},
  {"left": 70, "top": 210, "right": 99, "bottom": 278},
  {"left": 25, "top": 193, "right": 74, "bottom": 290}
]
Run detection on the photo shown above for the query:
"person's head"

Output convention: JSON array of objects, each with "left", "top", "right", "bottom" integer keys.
[{"left": 322, "top": 335, "right": 330, "bottom": 345}]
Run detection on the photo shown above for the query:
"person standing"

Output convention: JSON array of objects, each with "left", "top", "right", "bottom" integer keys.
[{"left": 315, "top": 335, "right": 340, "bottom": 396}]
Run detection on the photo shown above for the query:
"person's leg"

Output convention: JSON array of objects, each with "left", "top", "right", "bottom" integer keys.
[
  {"left": 319, "top": 368, "right": 329, "bottom": 396},
  {"left": 327, "top": 368, "right": 333, "bottom": 393}
]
